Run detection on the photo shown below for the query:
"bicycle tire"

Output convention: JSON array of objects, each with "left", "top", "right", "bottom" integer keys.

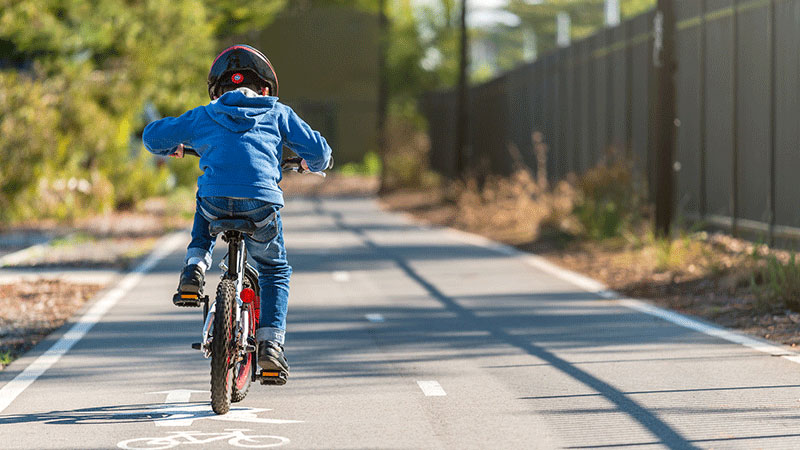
[{"left": 210, "top": 279, "right": 236, "bottom": 414}]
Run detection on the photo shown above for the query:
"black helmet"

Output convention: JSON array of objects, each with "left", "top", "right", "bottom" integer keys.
[{"left": 207, "top": 45, "right": 279, "bottom": 99}]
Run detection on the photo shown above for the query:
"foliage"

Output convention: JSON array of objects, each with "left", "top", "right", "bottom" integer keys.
[
  {"left": 386, "top": 0, "right": 439, "bottom": 97},
  {"left": 573, "top": 157, "right": 643, "bottom": 240},
  {"left": 751, "top": 253, "right": 800, "bottom": 312},
  {"left": 381, "top": 103, "right": 440, "bottom": 191},
  {"left": 0, "top": 0, "right": 283, "bottom": 223},
  {"left": 338, "top": 152, "right": 383, "bottom": 177},
  {"left": 0, "top": 350, "right": 12, "bottom": 367},
  {"left": 507, "top": 0, "right": 655, "bottom": 56}
]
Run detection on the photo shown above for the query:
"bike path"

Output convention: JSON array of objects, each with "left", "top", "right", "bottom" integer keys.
[{"left": 2, "top": 197, "right": 800, "bottom": 448}]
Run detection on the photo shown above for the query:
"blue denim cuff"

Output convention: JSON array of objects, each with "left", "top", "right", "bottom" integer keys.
[
  {"left": 185, "top": 246, "right": 212, "bottom": 271},
  {"left": 256, "top": 327, "right": 285, "bottom": 345}
]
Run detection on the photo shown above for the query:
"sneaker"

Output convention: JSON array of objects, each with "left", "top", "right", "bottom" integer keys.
[
  {"left": 178, "top": 264, "right": 205, "bottom": 295},
  {"left": 258, "top": 340, "right": 289, "bottom": 373}
]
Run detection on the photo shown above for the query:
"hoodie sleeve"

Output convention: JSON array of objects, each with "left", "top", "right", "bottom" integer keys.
[
  {"left": 142, "top": 107, "right": 202, "bottom": 156},
  {"left": 279, "top": 106, "right": 333, "bottom": 172}
]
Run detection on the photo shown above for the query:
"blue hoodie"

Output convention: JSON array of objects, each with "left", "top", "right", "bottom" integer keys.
[{"left": 143, "top": 88, "right": 332, "bottom": 207}]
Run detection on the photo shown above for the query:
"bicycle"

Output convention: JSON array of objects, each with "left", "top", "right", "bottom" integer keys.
[
  {"left": 173, "top": 148, "right": 325, "bottom": 415},
  {"left": 117, "top": 428, "right": 289, "bottom": 449}
]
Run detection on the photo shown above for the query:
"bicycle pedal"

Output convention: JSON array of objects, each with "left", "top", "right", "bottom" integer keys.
[
  {"left": 258, "top": 370, "right": 288, "bottom": 386},
  {"left": 191, "top": 342, "right": 202, "bottom": 350},
  {"left": 172, "top": 293, "right": 206, "bottom": 307}
]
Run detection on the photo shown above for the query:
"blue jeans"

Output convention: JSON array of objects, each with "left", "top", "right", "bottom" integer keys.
[{"left": 186, "top": 197, "right": 291, "bottom": 345}]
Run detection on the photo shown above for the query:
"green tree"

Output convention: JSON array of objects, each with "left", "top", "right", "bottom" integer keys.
[
  {"left": 0, "top": 0, "right": 284, "bottom": 222},
  {"left": 508, "top": 0, "right": 655, "bottom": 55}
]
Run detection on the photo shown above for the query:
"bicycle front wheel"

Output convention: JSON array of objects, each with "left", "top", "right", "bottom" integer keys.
[{"left": 210, "top": 279, "right": 236, "bottom": 414}]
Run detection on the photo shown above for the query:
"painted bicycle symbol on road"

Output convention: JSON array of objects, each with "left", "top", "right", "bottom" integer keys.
[{"left": 117, "top": 428, "right": 289, "bottom": 449}]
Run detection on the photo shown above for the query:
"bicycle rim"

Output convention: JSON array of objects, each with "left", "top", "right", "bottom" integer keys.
[{"left": 210, "top": 279, "right": 236, "bottom": 414}]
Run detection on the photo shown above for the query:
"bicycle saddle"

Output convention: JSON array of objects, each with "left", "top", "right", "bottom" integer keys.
[{"left": 209, "top": 218, "right": 257, "bottom": 236}]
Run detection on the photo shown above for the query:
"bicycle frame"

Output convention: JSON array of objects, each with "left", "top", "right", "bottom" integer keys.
[{"left": 200, "top": 231, "right": 251, "bottom": 360}]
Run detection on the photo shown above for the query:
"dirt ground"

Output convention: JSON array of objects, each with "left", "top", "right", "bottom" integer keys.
[
  {"left": 0, "top": 196, "right": 194, "bottom": 368},
  {"left": 0, "top": 280, "right": 103, "bottom": 368},
  {"left": 380, "top": 188, "right": 800, "bottom": 349}
]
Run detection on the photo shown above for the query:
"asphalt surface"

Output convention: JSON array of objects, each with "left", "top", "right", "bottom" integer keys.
[{"left": 2, "top": 197, "right": 800, "bottom": 449}]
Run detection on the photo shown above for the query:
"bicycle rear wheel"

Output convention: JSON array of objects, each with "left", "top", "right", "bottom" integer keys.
[{"left": 211, "top": 278, "right": 236, "bottom": 414}]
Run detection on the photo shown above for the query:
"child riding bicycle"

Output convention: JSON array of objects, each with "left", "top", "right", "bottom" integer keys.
[{"left": 142, "top": 44, "right": 332, "bottom": 380}]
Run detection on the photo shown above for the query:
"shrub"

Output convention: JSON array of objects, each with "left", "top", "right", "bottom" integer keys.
[
  {"left": 339, "top": 151, "right": 383, "bottom": 177},
  {"left": 572, "top": 156, "right": 643, "bottom": 240},
  {"left": 381, "top": 102, "right": 440, "bottom": 191},
  {"left": 751, "top": 253, "right": 800, "bottom": 312}
]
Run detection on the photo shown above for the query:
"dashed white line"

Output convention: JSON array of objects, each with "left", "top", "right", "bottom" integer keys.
[
  {"left": 417, "top": 380, "right": 447, "bottom": 396},
  {"left": 332, "top": 271, "right": 351, "bottom": 282},
  {"left": 0, "top": 232, "right": 186, "bottom": 414},
  {"left": 0, "top": 243, "right": 48, "bottom": 267},
  {"left": 365, "top": 313, "right": 385, "bottom": 323}
]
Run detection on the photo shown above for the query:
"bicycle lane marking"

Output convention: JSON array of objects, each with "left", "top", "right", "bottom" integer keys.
[
  {"left": 0, "top": 231, "right": 187, "bottom": 414},
  {"left": 117, "top": 429, "right": 290, "bottom": 449},
  {"left": 145, "top": 390, "right": 303, "bottom": 427}
]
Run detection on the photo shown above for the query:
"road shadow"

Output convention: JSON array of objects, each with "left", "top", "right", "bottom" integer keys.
[
  {"left": 0, "top": 401, "right": 296, "bottom": 427},
  {"left": 0, "top": 402, "right": 193, "bottom": 425},
  {"left": 307, "top": 197, "right": 773, "bottom": 450}
]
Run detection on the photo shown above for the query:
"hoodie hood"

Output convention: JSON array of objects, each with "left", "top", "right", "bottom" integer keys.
[{"left": 204, "top": 88, "right": 278, "bottom": 132}]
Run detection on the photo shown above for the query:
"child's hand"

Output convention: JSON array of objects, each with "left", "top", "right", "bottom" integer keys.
[{"left": 170, "top": 144, "right": 185, "bottom": 159}]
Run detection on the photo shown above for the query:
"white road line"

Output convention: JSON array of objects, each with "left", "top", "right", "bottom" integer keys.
[
  {"left": 149, "top": 389, "right": 206, "bottom": 404},
  {"left": 417, "top": 380, "right": 447, "bottom": 396},
  {"left": 0, "top": 232, "right": 186, "bottom": 414},
  {"left": 443, "top": 227, "right": 800, "bottom": 363},
  {"left": 148, "top": 389, "right": 207, "bottom": 427},
  {"left": 365, "top": 313, "right": 385, "bottom": 323},
  {"left": 332, "top": 271, "right": 351, "bottom": 282},
  {"left": 0, "top": 243, "right": 48, "bottom": 267}
]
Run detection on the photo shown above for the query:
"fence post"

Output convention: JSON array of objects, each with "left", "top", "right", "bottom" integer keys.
[
  {"left": 606, "top": 28, "right": 614, "bottom": 152},
  {"left": 377, "top": 0, "right": 389, "bottom": 192},
  {"left": 626, "top": 19, "right": 634, "bottom": 158},
  {"left": 588, "top": 41, "right": 597, "bottom": 167},
  {"left": 731, "top": 0, "right": 739, "bottom": 236},
  {"left": 699, "top": 0, "right": 707, "bottom": 220},
  {"left": 769, "top": 0, "right": 776, "bottom": 244},
  {"left": 653, "top": 0, "right": 678, "bottom": 236},
  {"left": 455, "top": 0, "right": 470, "bottom": 179}
]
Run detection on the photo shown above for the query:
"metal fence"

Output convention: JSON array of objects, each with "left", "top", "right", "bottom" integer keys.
[{"left": 422, "top": 0, "right": 800, "bottom": 240}]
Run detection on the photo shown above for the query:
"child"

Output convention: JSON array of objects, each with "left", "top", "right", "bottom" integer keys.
[{"left": 142, "top": 44, "right": 332, "bottom": 379}]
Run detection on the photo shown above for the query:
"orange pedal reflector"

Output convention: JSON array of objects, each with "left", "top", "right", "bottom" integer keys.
[
  {"left": 261, "top": 371, "right": 280, "bottom": 377},
  {"left": 181, "top": 294, "right": 199, "bottom": 299}
]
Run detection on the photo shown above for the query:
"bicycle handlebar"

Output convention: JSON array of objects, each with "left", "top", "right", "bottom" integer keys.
[{"left": 177, "top": 147, "right": 326, "bottom": 177}]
